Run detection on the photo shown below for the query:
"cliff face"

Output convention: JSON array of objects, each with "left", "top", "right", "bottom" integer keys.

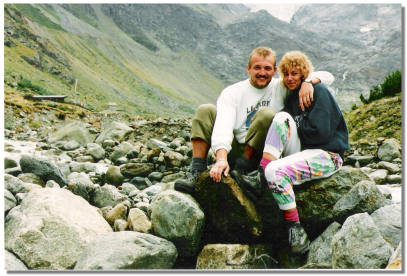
[{"left": 4, "top": 4, "right": 402, "bottom": 115}]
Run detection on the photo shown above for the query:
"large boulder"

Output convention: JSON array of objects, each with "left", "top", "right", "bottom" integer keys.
[
  {"left": 74, "top": 231, "right": 177, "bottom": 270},
  {"left": 194, "top": 172, "right": 263, "bottom": 243},
  {"left": 332, "top": 180, "right": 388, "bottom": 223},
  {"left": 150, "top": 190, "right": 205, "bottom": 257},
  {"left": 370, "top": 204, "right": 402, "bottom": 249},
  {"left": 5, "top": 250, "right": 28, "bottom": 271},
  {"left": 331, "top": 213, "right": 393, "bottom": 269},
  {"left": 305, "top": 221, "right": 342, "bottom": 268},
  {"left": 196, "top": 244, "right": 273, "bottom": 269},
  {"left": 19, "top": 155, "right": 68, "bottom": 187},
  {"left": 48, "top": 122, "right": 93, "bottom": 146},
  {"left": 95, "top": 121, "right": 133, "bottom": 144},
  {"left": 5, "top": 174, "right": 43, "bottom": 195},
  {"left": 5, "top": 188, "right": 112, "bottom": 270}
]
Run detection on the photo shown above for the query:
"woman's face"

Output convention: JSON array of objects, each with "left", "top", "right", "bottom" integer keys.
[{"left": 283, "top": 68, "right": 303, "bottom": 90}]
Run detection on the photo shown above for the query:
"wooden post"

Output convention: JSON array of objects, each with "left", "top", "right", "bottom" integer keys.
[{"left": 74, "top": 79, "right": 78, "bottom": 93}]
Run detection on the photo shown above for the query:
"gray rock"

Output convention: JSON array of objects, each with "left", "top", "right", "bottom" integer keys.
[
  {"left": 148, "top": 171, "right": 164, "bottom": 182},
  {"left": 377, "top": 138, "right": 401, "bottom": 162},
  {"left": 110, "top": 141, "right": 134, "bottom": 163},
  {"left": 161, "top": 171, "right": 186, "bottom": 183},
  {"left": 196, "top": 244, "right": 273, "bottom": 269},
  {"left": 306, "top": 221, "right": 342, "bottom": 266},
  {"left": 147, "top": 138, "right": 170, "bottom": 151},
  {"left": 346, "top": 155, "right": 374, "bottom": 167},
  {"left": 114, "top": 219, "right": 129, "bottom": 231},
  {"left": 18, "top": 173, "right": 45, "bottom": 187},
  {"left": 74, "top": 155, "right": 94, "bottom": 163},
  {"left": 48, "top": 122, "right": 93, "bottom": 146},
  {"left": 5, "top": 250, "right": 28, "bottom": 270},
  {"left": 5, "top": 189, "right": 17, "bottom": 213},
  {"left": 370, "top": 204, "right": 402, "bottom": 249},
  {"left": 128, "top": 208, "right": 152, "bottom": 233},
  {"left": 120, "top": 162, "right": 154, "bottom": 178},
  {"left": 87, "top": 143, "right": 105, "bottom": 161},
  {"left": 92, "top": 184, "right": 128, "bottom": 208},
  {"left": 105, "top": 166, "right": 124, "bottom": 187},
  {"left": 386, "top": 174, "right": 402, "bottom": 184},
  {"left": 45, "top": 180, "right": 60, "bottom": 188},
  {"left": 387, "top": 242, "right": 402, "bottom": 268},
  {"left": 5, "top": 174, "right": 42, "bottom": 195},
  {"left": 164, "top": 150, "right": 184, "bottom": 167},
  {"left": 150, "top": 190, "right": 205, "bottom": 257},
  {"left": 74, "top": 231, "right": 177, "bottom": 270},
  {"left": 368, "top": 169, "right": 388, "bottom": 184},
  {"left": 101, "top": 139, "right": 116, "bottom": 149},
  {"left": 19, "top": 155, "right": 68, "bottom": 187},
  {"left": 331, "top": 213, "right": 393, "bottom": 269},
  {"left": 105, "top": 203, "right": 127, "bottom": 226},
  {"left": 5, "top": 157, "right": 18, "bottom": 169},
  {"left": 377, "top": 161, "right": 401, "bottom": 174},
  {"left": 5, "top": 188, "right": 112, "bottom": 269},
  {"left": 63, "top": 140, "right": 81, "bottom": 151},
  {"left": 169, "top": 137, "right": 186, "bottom": 148},
  {"left": 333, "top": 180, "right": 388, "bottom": 222},
  {"left": 95, "top": 121, "right": 133, "bottom": 144},
  {"left": 67, "top": 172, "right": 95, "bottom": 202},
  {"left": 120, "top": 182, "right": 138, "bottom": 196}
]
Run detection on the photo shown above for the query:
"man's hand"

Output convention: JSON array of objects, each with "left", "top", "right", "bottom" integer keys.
[
  {"left": 299, "top": 81, "right": 314, "bottom": 111},
  {"left": 209, "top": 159, "right": 229, "bottom": 182}
]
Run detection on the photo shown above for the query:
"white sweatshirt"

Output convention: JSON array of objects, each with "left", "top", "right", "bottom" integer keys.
[{"left": 211, "top": 71, "right": 335, "bottom": 153}]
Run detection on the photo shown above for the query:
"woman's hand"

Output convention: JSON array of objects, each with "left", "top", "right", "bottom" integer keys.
[{"left": 299, "top": 81, "right": 314, "bottom": 111}]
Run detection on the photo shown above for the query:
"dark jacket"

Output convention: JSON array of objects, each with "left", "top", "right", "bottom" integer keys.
[{"left": 283, "top": 83, "right": 350, "bottom": 158}]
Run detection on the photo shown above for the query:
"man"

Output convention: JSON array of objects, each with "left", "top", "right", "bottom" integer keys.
[{"left": 175, "top": 46, "right": 334, "bottom": 194}]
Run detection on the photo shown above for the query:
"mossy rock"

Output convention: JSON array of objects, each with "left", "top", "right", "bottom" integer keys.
[{"left": 194, "top": 171, "right": 263, "bottom": 243}]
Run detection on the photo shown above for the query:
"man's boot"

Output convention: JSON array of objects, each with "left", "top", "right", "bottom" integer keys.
[
  {"left": 286, "top": 221, "right": 310, "bottom": 254},
  {"left": 234, "top": 156, "right": 258, "bottom": 174},
  {"left": 174, "top": 157, "right": 207, "bottom": 195},
  {"left": 231, "top": 167, "right": 267, "bottom": 201},
  {"left": 174, "top": 169, "right": 203, "bottom": 194}
]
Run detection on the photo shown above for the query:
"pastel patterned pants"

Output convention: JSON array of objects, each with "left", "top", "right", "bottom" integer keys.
[{"left": 263, "top": 112, "right": 343, "bottom": 210}]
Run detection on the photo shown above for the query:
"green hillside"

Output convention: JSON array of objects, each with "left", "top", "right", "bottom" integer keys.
[{"left": 4, "top": 4, "right": 223, "bottom": 117}]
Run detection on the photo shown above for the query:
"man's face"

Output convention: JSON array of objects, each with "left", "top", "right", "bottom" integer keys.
[
  {"left": 247, "top": 54, "right": 276, "bottom": 89},
  {"left": 282, "top": 68, "right": 303, "bottom": 90}
]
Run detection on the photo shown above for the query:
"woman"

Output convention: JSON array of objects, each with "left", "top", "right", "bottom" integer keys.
[{"left": 232, "top": 51, "right": 349, "bottom": 254}]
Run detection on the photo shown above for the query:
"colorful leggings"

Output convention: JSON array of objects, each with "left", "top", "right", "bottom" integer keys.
[{"left": 263, "top": 112, "right": 343, "bottom": 210}]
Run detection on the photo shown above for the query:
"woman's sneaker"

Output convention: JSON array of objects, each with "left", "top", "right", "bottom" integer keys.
[{"left": 286, "top": 221, "right": 310, "bottom": 254}]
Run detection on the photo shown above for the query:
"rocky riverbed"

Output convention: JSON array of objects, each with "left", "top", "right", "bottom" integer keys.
[{"left": 4, "top": 111, "right": 403, "bottom": 270}]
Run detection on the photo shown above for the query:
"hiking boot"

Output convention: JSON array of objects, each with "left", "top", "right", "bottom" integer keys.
[
  {"left": 174, "top": 169, "right": 202, "bottom": 194},
  {"left": 231, "top": 167, "right": 267, "bottom": 202},
  {"left": 234, "top": 156, "right": 258, "bottom": 174},
  {"left": 286, "top": 221, "right": 310, "bottom": 254}
]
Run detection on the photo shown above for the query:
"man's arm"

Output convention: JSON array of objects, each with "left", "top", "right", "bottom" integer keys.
[{"left": 299, "top": 71, "right": 335, "bottom": 111}]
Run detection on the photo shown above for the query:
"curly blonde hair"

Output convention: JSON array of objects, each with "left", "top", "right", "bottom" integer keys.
[{"left": 278, "top": 51, "right": 314, "bottom": 81}]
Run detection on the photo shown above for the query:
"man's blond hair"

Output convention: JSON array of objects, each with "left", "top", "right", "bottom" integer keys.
[
  {"left": 278, "top": 51, "right": 314, "bottom": 81},
  {"left": 248, "top": 47, "right": 276, "bottom": 68}
]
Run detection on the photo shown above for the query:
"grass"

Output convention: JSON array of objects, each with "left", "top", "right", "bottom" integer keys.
[{"left": 14, "top": 4, "right": 65, "bottom": 31}]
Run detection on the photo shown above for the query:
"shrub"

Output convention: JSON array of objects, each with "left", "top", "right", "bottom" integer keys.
[
  {"left": 17, "top": 78, "right": 49, "bottom": 95},
  {"left": 360, "top": 70, "right": 402, "bottom": 104}
]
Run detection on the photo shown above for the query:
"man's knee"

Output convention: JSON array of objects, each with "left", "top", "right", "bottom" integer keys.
[
  {"left": 195, "top": 104, "right": 216, "bottom": 119},
  {"left": 251, "top": 107, "right": 276, "bottom": 129}
]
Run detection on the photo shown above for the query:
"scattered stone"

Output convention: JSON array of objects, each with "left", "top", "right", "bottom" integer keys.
[
  {"left": 67, "top": 172, "right": 95, "bottom": 202},
  {"left": 5, "top": 189, "right": 17, "bottom": 213},
  {"left": 368, "top": 169, "right": 388, "bottom": 184},
  {"left": 386, "top": 242, "right": 402, "bottom": 270},
  {"left": 105, "top": 203, "right": 128, "bottom": 226},
  {"left": 346, "top": 155, "right": 374, "bottom": 167},
  {"left": 128, "top": 208, "right": 152, "bottom": 233},
  {"left": 17, "top": 173, "right": 45, "bottom": 187},
  {"left": 114, "top": 219, "right": 129, "bottom": 231},
  {"left": 161, "top": 171, "right": 186, "bottom": 183},
  {"left": 45, "top": 180, "right": 60, "bottom": 188},
  {"left": 110, "top": 141, "right": 134, "bottom": 163},
  {"left": 386, "top": 174, "right": 402, "bottom": 184},
  {"left": 95, "top": 121, "right": 133, "bottom": 144},
  {"left": 5, "top": 157, "right": 18, "bottom": 169},
  {"left": 63, "top": 140, "right": 81, "bottom": 151},
  {"left": 377, "top": 138, "right": 401, "bottom": 162},
  {"left": 164, "top": 151, "right": 184, "bottom": 167},
  {"left": 331, "top": 213, "right": 393, "bottom": 269},
  {"left": 87, "top": 143, "right": 105, "bottom": 161},
  {"left": 92, "top": 184, "right": 128, "bottom": 208},
  {"left": 74, "top": 231, "right": 177, "bottom": 270},
  {"left": 196, "top": 244, "right": 273, "bottom": 269},
  {"left": 19, "top": 155, "right": 68, "bottom": 187},
  {"left": 377, "top": 161, "right": 400, "bottom": 174},
  {"left": 120, "top": 162, "right": 154, "bottom": 178},
  {"left": 105, "top": 166, "right": 124, "bottom": 187},
  {"left": 48, "top": 122, "right": 93, "bottom": 146}
]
